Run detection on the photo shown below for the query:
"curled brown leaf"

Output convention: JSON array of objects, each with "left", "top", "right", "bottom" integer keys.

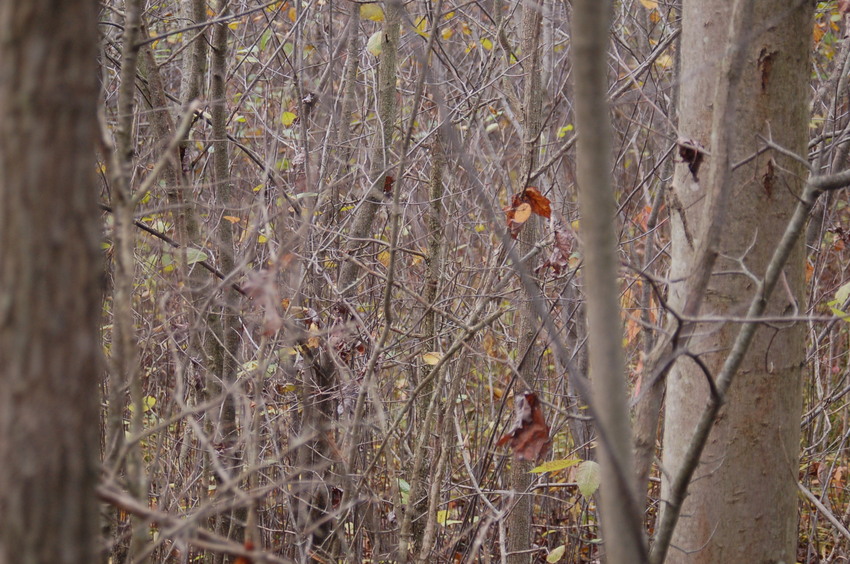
[{"left": 497, "top": 392, "right": 551, "bottom": 461}]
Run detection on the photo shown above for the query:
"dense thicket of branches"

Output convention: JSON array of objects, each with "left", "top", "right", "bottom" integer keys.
[{"left": 89, "top": 1, "right": 850, "bottom": 562}]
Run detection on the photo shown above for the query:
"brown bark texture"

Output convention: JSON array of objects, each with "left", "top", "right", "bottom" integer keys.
[
  {"left": 661, "top": 1, "right": 812, "bottom": 561},
  {"left": 0, "top": 1, "right": 101, "bottom": 563}
]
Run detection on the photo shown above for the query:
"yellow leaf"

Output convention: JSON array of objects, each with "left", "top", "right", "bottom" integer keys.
[
  {"left": 258, "top": 234, "right": 268, "bottom": 244},
  {"left": 529, "top": 458, "right": 581, "bottom": 474},
  {"left": 228, "top": 21, "right": 240, "bottom": 29},
  {"left": 436, "top": 509, "right": 461, "bottom": 526},
  {"left": 288, "top": 6, "right": 297, "bottom": 22},
  {"left": 441, "top": 28, "right": 454, "bottom": 40},
  {"left": 143, "top": 396, "right": 157, "bottom": 412},
  {"left": 129, "top": 395, "right": 157, "bottom": 413},
  {"left": 480, "top": 37, "right": 493, "bottom": 50},
  {"left": 281, "top": 111, "right": 297, "bottom": 126},
  {"left": 359, "top": 3, "right": 384, "bottom": 22},
  {"left": 486, "top": 385, "right": 504, "bottom": 399},
  {"left": 655, "top": 54, "right": 673, "bottom": 69},
  {"left": 422, "top": 351, "right": 443, "bottom": 365},
  {"left": 366, "top": 31, "right": 383, "bottom": 56},
  {"left": 377, "top": 250, "right": 391, "bottom": 266},
  {"left": 436, "top": 509, "right": 449, "bottom": 525},
  {"left": 223, "top": 215, "right": 241, "bottom": 224},
  {"left": 413, "top": 16, "right": 429, "bottom": 38},
  {"left": 639, "top": 0, "right": 658, "bottom": 8}
]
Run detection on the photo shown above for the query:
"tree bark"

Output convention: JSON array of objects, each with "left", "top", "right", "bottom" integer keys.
[
  {"left": 338, "top": 0, "right": 401, "bottom": 293},
  {"left": 0, "top": 1, "right": 101, "bottom": 563},
  {"left": 572, "top": 1, "right": 647, "bottom": 562},
  {"left": 508, "top": 0, "right": 544, "bottom": 561},
  {"left": 660, "top": 1, "right": 811, "bottom": 561},
  {"left": 208, "top": 1, "right": 244, "bottom": 559}
]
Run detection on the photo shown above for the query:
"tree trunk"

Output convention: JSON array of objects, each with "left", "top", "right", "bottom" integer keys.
[
  {"left": 572, "top": 1, "right": 646, "bottom": 562},
  {"left": 208, "top": 1, "right": 244, "bottom": 559},
  {"left": 661, "top": 1, "right": 811, "bottom": 561},
  {"left": 507, "top": 0, "right": 545, "bottom": 561},
  {"left": 0, "top": 1, "right": 101, "bottom": 563}
]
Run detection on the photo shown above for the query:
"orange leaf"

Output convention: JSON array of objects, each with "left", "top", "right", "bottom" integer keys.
[
  {"left": 504, "top": 188, "right": 549, "bottom": 238},
  {"left": 523, "top": 187, "right": 551, "bottom": 218},
  {"left": 513, "top": 202, "right": 532, "bottom": 224},
  {"left": 504, "top": 202, "right": 532, "bottom": 238},
  {"left": 234, "top": 540, "right": 255, "bottom": 564}
]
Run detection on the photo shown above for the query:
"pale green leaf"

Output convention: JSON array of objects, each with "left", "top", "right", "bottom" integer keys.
[
  {"left": 835, "top": 281, "right": 850, "bottom": 305},
  {"left": 546, "top": 545, "right": 566, "bottom": 563},
  {"left": 576, "top": 460, "right": 601, "bottom": 498},
  {"left": 366, "top": 31, "right": 383, "bottom": 56},
  {"left": 185, "top": 248, "right": 208, "bottom": 265},
  {"left": 399, "top": 478, "right": 411, "bottom": 504}
]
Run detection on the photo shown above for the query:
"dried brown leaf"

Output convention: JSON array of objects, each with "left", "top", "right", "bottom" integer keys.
[
  {"left": 497, "top": 392, "right": 551, "bottom": 461},
  {"left": 523, "top": 187, "right": 551, "bottom": 218},
  {"left": 538, "top": 222, "right": 574, "bottom": 275}
]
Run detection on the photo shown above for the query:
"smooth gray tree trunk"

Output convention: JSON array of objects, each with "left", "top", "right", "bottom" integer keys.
[
  {"left": 572, "top": 1, "right": 647, "bottom": 562},
  {"left": 661, "top": 1, "right": 811, "bottom": 561}
]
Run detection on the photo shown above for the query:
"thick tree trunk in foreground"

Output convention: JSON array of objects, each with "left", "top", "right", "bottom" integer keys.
[
  {"left": 0, "top": 1, "right": 101, "bottom": 563},
  {"left": 661, "top": 1, "right": 811, "bottom": 561}
]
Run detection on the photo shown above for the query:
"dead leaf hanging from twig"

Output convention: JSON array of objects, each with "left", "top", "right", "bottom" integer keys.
[
  {"left": 242, "top": 270, "right": 283, "bottom": 336},
  {"left": 537, "top": 221, "right": 575, "bottom": 275},
  {"left": 497, "top": 392, "right": 551, "bottom": 461},
  {"left": 503, "top": 187, "right": 552, "bottom": 239}
]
